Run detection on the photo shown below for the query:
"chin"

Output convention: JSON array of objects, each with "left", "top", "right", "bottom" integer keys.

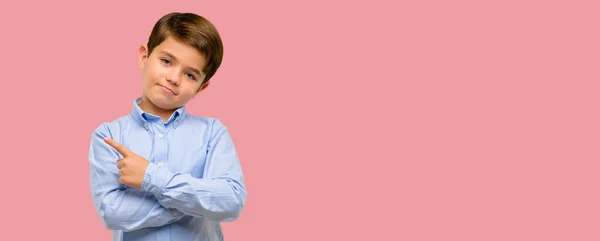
[{"left": 148, "top": 95, "right": 178, "bottom": 110}]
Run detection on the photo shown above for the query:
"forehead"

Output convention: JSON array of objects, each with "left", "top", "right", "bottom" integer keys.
[{"left": 153, "top": 36, "right": 206, "bottom": 71}]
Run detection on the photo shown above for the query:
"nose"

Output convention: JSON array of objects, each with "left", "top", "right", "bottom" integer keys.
[{"left": 166, "top": 69, "right": 181, "bottom": 86}]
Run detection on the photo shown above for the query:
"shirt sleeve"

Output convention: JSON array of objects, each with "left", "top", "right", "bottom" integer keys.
[
  {"left": 140, "top": 119, "right": 247, "bottom": 222},
  {"left": 89, "top": 123, "right": 185, "bottom": 232}
]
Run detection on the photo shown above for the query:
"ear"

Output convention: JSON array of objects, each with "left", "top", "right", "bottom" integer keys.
[
  {"left": 138, "top": 45, "right": 148, "bottom": 70},
  {"left": 193, "top": 81, "right": 211, "bottom": 97}
]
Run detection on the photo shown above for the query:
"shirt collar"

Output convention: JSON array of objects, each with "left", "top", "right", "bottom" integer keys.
[{"left": 130, "top": 97, "right": 187, "bottom": 129}]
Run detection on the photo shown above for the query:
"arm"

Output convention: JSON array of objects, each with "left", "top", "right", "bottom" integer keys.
[
  {"left": 140, "top": 119, "right": 247, "bottom": 222},
  {"left": 89, "top": 124, "right": 184, "bottom": 232}
]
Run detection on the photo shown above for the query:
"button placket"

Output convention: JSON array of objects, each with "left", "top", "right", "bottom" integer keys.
[{"left": 152, "top": 123, "right": 168, "bottom": 172}]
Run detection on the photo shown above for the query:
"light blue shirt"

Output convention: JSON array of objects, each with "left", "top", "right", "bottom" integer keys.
[{"left": 88, "top": 98, "right": 247, "bottom": 241}]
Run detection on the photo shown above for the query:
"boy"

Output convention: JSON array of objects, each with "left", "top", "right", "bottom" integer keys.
[{"left": 88, "top": 12, "right": 247, "bottom": 241}]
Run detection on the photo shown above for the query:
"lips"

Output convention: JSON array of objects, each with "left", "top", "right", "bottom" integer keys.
[{"left": 158, "top": 84, "right": 176, "bottom": 95}]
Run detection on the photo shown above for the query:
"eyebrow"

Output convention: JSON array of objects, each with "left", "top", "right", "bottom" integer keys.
[{"left": 159, "top": 51, "right": 203, "bottom": 76}]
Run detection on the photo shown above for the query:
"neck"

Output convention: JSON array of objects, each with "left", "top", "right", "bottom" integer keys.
[{"left": 139, "top": 96, "right": 175, "bottom": 123}]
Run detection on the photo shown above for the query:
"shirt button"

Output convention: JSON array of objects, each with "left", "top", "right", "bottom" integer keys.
[
  {"left": 158, "top": 162, "right": 164, "bottom": 167},
  {"left": 158, "top": 134, "right": 164, "bottom": 139}
]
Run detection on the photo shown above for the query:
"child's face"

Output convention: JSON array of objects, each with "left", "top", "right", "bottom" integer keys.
[{"left": 138, "top": 36, "right": 209, "bottom": 111}]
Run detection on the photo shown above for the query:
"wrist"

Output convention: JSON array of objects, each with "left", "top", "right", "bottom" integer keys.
[{"left": 140, "top": 162, "right": 171, "bottom": 193}]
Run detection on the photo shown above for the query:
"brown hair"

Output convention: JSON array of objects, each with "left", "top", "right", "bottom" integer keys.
[{"left": 147, "top": 12, "right": 224, "bottom": 83}]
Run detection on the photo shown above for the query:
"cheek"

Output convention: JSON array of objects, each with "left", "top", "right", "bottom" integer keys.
[
  {"left": 182, "top": 89, "right": 195, "bottom": 98},
  {"left": 141, "top": 74, "right": 151, "bottom": 87},
  {"left": 182, "top": 84, "right": 200, "bottom": 97},
  {"left": 143, "top": 69, "right": 160, "bottom": 84}
]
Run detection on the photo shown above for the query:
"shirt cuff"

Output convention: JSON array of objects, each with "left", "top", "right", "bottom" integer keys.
[{"left": 140, "top": 162, "right": 172, "bottom": 194}]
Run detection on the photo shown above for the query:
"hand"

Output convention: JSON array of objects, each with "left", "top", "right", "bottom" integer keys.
[{"left": 104, "top": 137, "right": 150, "bottom": 189}]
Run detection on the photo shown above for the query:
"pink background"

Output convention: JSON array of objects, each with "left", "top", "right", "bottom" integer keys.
[{"left": 1, "top": 0, "right": 599, "bottom": 240}]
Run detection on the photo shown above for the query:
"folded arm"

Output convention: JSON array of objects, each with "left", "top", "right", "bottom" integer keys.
[
  {"left": 89, "top": 124, "right": 184, "bottom": 232},
  {"left": 140, "top": 120, "right": 247, "bottom": 222}
]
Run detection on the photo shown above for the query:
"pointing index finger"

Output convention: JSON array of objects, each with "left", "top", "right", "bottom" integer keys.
[{"left": 104, "top": 137, "right": 133, "bottom": 157}]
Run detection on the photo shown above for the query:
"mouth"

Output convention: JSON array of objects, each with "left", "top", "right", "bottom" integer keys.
[{"left": 158, "top": 84, "right": 177, "bottom": 95}]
